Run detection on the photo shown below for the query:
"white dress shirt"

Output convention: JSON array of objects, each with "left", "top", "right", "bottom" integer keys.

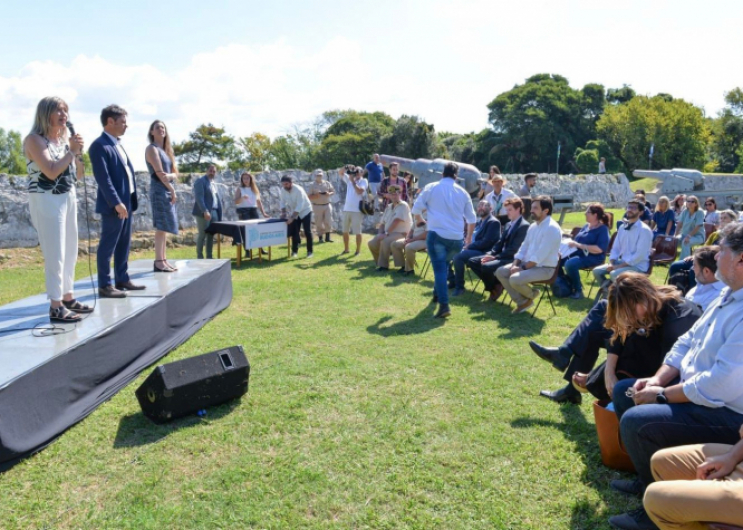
[
  {"left": 610, "top": 219, "right": 653, "bottom": 272},
  {"left": 411, "top": 178, "right": 476, "bottom": 240},
  {"left": 104, "top": 131, "right": 134, "bottom": 194},
  {"left": 685, "top": 281, "right": 725, "bottom": 312},
  {"left": 664, "top": 286, "right": 743, "bottom": 414},
  {"left": 514, "top": 215, "right": 562, "bottom": 267},
  {"left": 279, "top": 184, "right": 313, "bottom": 219}
]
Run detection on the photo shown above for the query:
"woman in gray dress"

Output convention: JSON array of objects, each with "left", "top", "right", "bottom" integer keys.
[{"left": 145, "top": 120, "right": 179, "bottom": 272}]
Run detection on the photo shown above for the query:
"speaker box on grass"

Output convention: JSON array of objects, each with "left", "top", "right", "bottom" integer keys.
[{"left": 136, "top": 345, "right": 250, "bottom": 423}]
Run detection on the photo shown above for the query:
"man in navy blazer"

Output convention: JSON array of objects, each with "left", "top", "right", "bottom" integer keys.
[
  {"left": 89, "top": 104, "right": 144, "bottom": 298},
  {"left": 191, "top": 164, "right": 223, "bottom": 259},
  {"left": 450, "top": 201, "right": 502, "bottom": 295},
  {"left": 468, "top": 197, "right": 530, "bottom": 301}
]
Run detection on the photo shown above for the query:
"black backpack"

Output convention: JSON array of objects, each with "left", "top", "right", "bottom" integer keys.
[{"left": 668, "top": 270, "right": 692, "bottom": 296}]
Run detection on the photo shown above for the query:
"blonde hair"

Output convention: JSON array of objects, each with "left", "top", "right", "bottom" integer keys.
[
  {"left": 605, "top": 272, "right": 683, "bottom": 345},
  {"left": 147, "top": 120, "right": 178, "bottom": 173},
  {"left": 720, "top": 209, "right": 737, "bottom": 224},
  {"left": 26, "top": 96, "right": 69, "bottom": 142},
  {"left": 686, "top": 195, "right": 700, "bottom": 212},
  {"left": 655, "top": 196, "right": 670, "bottom": 213},
  {"left": 240, "top": 172, "right": 259, "bottom": 194}
]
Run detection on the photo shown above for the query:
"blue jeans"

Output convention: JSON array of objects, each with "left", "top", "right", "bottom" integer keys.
[
  {"left": 612, "top": 379, "right": 743, "bottom": 487},
  {"left": 427, "top": 231, "right": 463, "bottom": 307},
  {"left": 563, "top": 255, "right": 599, "bottom": 293},
  {"left": 668, "top": 259, "right": 696, "bottom": 288}
]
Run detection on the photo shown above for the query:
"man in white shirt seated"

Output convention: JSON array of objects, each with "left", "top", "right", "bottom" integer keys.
[
  {"left": 683, "top": 245, "right": 725, "bottom": 311},
  {"left": 593, "top": 199, "right": 654, "bottom": 293},
  {"left": 367, "top": 185, "right": 412, "bottom": 271},
  {"left": 495, "top": 195, "right": 562, "bottom": 314}
]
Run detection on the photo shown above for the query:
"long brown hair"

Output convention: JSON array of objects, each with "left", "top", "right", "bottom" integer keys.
[
  {"left": 605, "top": 272, "right": 683, "bottom": 345},
  {"left": 240, "top": 172, "right": 259, "bottom": 194},
  {"left": 147, "top": 120, "right": 178, "bottom": 173}
]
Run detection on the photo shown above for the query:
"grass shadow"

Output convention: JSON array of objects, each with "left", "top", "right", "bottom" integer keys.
[
  {"left": 511, "top": 403, "right": 637, "bottom": 528},
  {"left": 113, "top": 399, "right": 243, "bottom": 449},
  {"left": 366, "top": 306, "right": 447, "bottom": 337}
]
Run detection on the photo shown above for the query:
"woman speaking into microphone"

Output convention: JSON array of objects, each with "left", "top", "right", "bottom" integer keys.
[{"left": 24, "top": 96, "right": 89, "bottom": 323}]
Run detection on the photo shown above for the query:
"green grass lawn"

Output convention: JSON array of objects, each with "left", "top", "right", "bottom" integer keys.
[{"left": 0, "top": 237, "right": 666, "bottom": 530}]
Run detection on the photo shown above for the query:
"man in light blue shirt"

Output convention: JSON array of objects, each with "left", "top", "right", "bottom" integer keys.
[
  {"left": 412, "top": 162, "right": 476, "bottom": 318},
  {"left": 607, "top": 223, "right": 743, "bottom": 530}
]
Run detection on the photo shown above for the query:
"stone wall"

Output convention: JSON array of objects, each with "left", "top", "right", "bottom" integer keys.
[{"left": 0, "top": 170, "right": 633, "bottom": 249}]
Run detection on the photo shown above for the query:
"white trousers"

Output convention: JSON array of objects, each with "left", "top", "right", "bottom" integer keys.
[{"left": 28, "top": 190, "right": 78, "bottom": 301}]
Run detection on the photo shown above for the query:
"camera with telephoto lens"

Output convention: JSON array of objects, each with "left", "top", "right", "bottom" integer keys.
[{"left": 346, "top": 164, "right": 359, "bottom": 176}]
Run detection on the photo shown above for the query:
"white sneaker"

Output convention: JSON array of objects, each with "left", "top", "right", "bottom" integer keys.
[
  {"left": 307, "top": 253, "right": 314, "bottom": 258},
  {"left": 291, "top": 252, "right": 298, "bottom": 258}
]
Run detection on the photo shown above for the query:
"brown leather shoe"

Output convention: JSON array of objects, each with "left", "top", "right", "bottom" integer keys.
[
  {"left": 99, "top": 285, "right": 127, "bottom": 298},
  {"left": 489, "top": 284, "right": 504, "bottom": 301},
  {"left": 115, "top": 281, "right": 146, "bottom": 291}
]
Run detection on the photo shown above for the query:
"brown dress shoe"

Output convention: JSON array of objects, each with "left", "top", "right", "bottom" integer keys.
[
  {"left": 99, "top": 285, "right": 127, "bottom": 298},
  {"left": 115, "top": 281, "right": 146, "bottom": 291},
  {"left": 488, "top": 284, "right": 504, "bottom": 301}
]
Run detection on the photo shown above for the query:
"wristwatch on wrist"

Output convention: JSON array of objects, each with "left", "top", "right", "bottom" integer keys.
[{"left": 655, "top": 389, "right": 668, "bottom": 404}]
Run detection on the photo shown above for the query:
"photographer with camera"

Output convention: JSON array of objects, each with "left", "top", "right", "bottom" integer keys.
[{"left": 340, "top": 165, "right": 368, "bottom": 256}]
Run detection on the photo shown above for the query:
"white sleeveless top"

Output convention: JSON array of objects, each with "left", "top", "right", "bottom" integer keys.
[{"left": 237, "top": 187, "right": 257, "bottom": 208}]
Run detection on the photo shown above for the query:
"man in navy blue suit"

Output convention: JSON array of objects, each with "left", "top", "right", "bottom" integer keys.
[
  {"left": 89, "top": 104, "right": 145, "bottom": 298},
  {"left": 449, "top": 200, "right": 501, "bottom": 296}
]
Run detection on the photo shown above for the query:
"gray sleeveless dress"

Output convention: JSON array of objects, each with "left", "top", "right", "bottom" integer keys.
[{"left": 146, "top": 145, "right": 179, "bottom": 234}]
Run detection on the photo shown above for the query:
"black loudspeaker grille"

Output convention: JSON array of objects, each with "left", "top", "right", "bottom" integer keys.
[{"left": 135, "top": 345, "right": 250, "bottom": 423}]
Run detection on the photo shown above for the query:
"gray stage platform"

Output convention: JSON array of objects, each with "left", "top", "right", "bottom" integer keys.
[{"left": 0, "top": 259, "right": 233, "bottom": 470}]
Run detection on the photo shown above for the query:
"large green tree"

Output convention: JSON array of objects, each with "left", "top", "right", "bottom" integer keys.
[
  {"left": 597, "top": 95, "right": 709, "bottom": 174},
  {"left": 229, "top": 132, "right": 273, "bottom": 172},
  {"left": 0, "top": 128, "right": 25, "bottom": 175},
  {"left": 708, "top": 88, "right": 743, "bottom": 172},
  {"left": 315, "top": 111, "right": 394, "bottom": 168},
  {"left": 174, "top": 124, "right": 236, "bottom": 172},
  {"left": 379, "top": 115, "right": 441, "bottom": 160},
  {"left": 485, "top": 74, "right": 605, "bottom": 173}
]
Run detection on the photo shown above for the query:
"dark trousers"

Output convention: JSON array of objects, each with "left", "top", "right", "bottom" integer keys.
[
  {"left": 97, "top": 211, "right": 132, "bottom": 288},
  {"left": 453, "top": 249, "right": 487, "bottom": 289},
  {"left": 237, "top": 207, "right": 259, "bottom": 220},
  {"left": 613, "top": 378, "right": 743, "bottom": 487},
  {"left": 561, "top": 300, "right": 612, "bottom": 384},
  {"left": 468, "top": 256, "right": 511, "bottom": 292},
  {"left": 669, "top": 259, "right": 696, "bottom": 288},
  {"left": 289, "top": 212, "right": 313, "bottom": 254}
]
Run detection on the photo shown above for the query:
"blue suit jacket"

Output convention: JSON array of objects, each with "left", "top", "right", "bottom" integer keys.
[
  {"left": 493, "top": 216, "right": 530, "bottom": 261},
  {"left": 468, "top": 215, "right": 501, "bottom": 252},
  {"left": 192, "top": 175, "right": 223, "bottom": 220},
  {"left": 89, "top": 133, "right": 138, "bottom": 215}
]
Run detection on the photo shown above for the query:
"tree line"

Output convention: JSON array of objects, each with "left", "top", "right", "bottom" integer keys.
[{"left": 2, "top": 74, "right": 742, "bottom": 176}]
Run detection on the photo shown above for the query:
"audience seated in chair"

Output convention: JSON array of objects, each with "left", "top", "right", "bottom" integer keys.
[
  {"left": 593, "top": 198, "right": 654, "bottom": 295},
  {"left": 391, "top": 212, "right": 427, "bottom": 276},
  {"left": 668, "top": 214, "right": 737, "bottom": 289},
  {"left": 675, "top": 194, "right": 705, "bottom": 260},
  {"left": 558, "top": 203, "right": 611, "bottom": 299},
  {"left": 530, "top": 272, "right": 702, "bottom": 406},
  {"left": 367, "top": 185, "right": 412, "bottom": 271},
  {"left": 643, "top": 424, "right": 743, "bottom": 530},
  {"left": 468, "top": 198, "right": 529, "bottom": 301},
  {"left": 449, "top": 200, "right": 501, "bottom": 296},
  {"left": 651, "top": 196, "right": 676, "bottom": 239},
  {"left": 495, "top": 195, "right": 562, "bottom": 314},
  {"left": 605, "top": 222, "right": 743, "bottom": 530}
]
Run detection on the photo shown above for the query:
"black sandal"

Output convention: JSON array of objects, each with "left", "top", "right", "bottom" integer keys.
[
  {"left": 50, "top": 306, "right": 82, "bottom": 323},
  {"left": 154, "top": 259, "right": 175, "bottom": 273},
  {"left": 62, "top": 299, "right": 94, "bottom": 314}
]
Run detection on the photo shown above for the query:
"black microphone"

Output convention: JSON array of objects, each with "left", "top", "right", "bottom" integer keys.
[{"left": 66, "top": 121, "right": 76, "bottom": 136}]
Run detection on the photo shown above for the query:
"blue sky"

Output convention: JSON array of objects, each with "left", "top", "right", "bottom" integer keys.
[{"left": 2, "top": 0, "right": 742, "bottom": 169}]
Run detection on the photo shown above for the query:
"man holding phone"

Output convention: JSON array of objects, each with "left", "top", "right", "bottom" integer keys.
[{"left": 308, "top": 169, "right": 335, "bottom": 243}]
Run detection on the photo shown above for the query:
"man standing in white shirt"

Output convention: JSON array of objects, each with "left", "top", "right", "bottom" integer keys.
[
  {"left": 279, "top": 175, "right": 314, "bottom": 258},
  {"left": 412, "top": 162, "right": 477, "bottom": 318},
  {"left": 340, "top": 165, "right": 368, "bottom": 256},
  {"left": 496, "top": 196, "right": 562, "bottom": 314}
]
